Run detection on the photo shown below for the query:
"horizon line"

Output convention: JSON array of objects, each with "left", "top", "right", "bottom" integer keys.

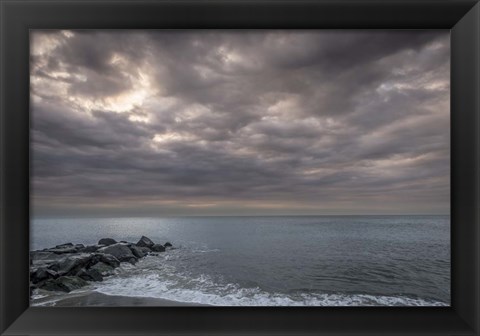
[{"left": 31, "top": 213, "right": 451, "bottom": 219}]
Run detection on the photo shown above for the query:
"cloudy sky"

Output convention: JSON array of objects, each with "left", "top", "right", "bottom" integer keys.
[{"left": 30, "top": 30, "right": 450, "bottom": 217}]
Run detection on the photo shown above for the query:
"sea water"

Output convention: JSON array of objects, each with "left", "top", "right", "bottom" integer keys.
[{"left": 30, "top": 215, "right": 450, "bottom": 306}]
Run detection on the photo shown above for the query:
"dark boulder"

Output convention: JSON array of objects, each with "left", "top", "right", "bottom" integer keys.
[
  {"left": 96, "top": 253, "right": 121, "bottom": 268},
  {"left": 30, "top": 267, "right": 58, "bottom": 284},
  {"left": 40, "top": 276, "right": 88, "bottom": 292},
  {"left": 129, "top": 245, "right": 147, "bottom": 258},
  {"left": 98, "top": 238, "right": 117, "bottom": 246},
  {"left": 30, "top": 237, "right": 175, "bottom": 293},
  {"left": 136, "top": 236, "right": 155, "bottom": 248},
  {"left": 89, "top": 262, "right": 115, "bottom": 276},
  {"left": 55, "top": 243, "right": 74, "bottom": 249},
  {"left": 30, "top": 251, "right": 65, "bottom": 267},
  {"left": 151, "top": 244, "right": 166, "bottom": 252},
  {"left": 138, "top": 246, "right": 151, "bottom": 254},
  {"left": 46, "top": 246, "right": 78, "bottom": 254},
  {"left": 51, "top": 243, "right": 84, "bottom": 252},
  {"left": 48, "top": 254, "right": 96, "bottom": 276},
  {"left": 77, "top": 268, "right": 103, "bottom": 282},
  {"left": 98, "top": 244, "right": 137, "bottom": 263},
  {"left": 79, "top": 245, "right": 102, "bottom": 253}
]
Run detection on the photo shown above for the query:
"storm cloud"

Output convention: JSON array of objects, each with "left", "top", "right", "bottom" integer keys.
[{"left": 30, "top": 30, "right": 450, "bottom": 216}]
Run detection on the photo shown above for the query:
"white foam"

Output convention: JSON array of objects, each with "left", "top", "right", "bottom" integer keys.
[
  {"left": 30, "top": 287, "right": 94, "bottom": 307},
  {"left": 31, "top": 292, "right": 49, "bottom": 301},
  {"left": 31, "top": 298, "right": 60, "bottom": 307},
  {"left": 93, "top": 259, "right": 448, "bottom": 307},
  {"left": 191, "top": 248, "right": 220, "bottom": 253}
]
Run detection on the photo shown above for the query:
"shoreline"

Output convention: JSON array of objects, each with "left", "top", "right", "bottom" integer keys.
[
  {"left": 29, "top": 233, "right": 450, "bottom": 307},
  {"left": 32, "top": 290, "right": 211, "bottom": 307},
  {"left": 31, "top": 289, "right": 449, "bottom": 307}
]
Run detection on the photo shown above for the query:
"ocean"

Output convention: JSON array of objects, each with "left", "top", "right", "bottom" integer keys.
[{"left": 30, "top": 215, "right": 450, "bottom": 306}]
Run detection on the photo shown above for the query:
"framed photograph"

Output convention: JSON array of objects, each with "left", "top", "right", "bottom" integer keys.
[{"left": 1, "top": 0, "right": 479, "bottom": 335}]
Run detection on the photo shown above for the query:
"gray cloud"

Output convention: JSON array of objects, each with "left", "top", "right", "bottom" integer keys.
[{"left": 30, "top": 30, "right": 450, "bottom": 216}]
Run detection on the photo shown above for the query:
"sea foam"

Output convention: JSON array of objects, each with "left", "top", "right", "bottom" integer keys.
[{"left": 92, "top": 256, "right": 448, "bottom": 307}]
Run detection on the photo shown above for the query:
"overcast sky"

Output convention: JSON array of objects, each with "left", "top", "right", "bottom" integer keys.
[{"left": 30, "top": 30, "right": 450, "bottom": 217}]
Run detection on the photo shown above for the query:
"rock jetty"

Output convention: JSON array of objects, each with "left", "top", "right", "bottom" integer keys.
[{"left": 30, "top": 236, "right": 173, "bottom": 293}]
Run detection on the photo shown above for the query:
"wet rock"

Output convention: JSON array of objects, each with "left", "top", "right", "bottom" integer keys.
[
  {"left": 30, "top": 237, "right": 174, "bottom": 294},
  {"left": 151, "top": 244, "right": 166, "bottom": 252},
  {"left": 138, "top": 246, "right": 151, "bottom": 254},
  {"left": 98, "top": 238, "right": 117, "bottom": 246},
  {"left": 40, "top": 276, "right": 88, "bottom": 292},
  {"left": 30, "top": 251, "right": 65, "bottom": 267},
  {"left": 77, "top": 268, "right": 103, "bottom": 282},
  {"left": 55, "top": 243, "right": 74, "bottom": 249},
  {"left": 48, "top": 254, "right": 97, "bottom": 276},
  {"left": 136, "top": 236, "right": 155, "bottom": 248},
  {"left": 30, "top": 267, "right": 58, "bottom": 284},
  {"left": 127, "top": 257, "right": 137, "bottom": 264},
  {"left": 79, "top": 245, "right": 102, "bottom": 253},
  {"left": 45, "top": 247, "right": 78, "bottom": 254},
  {"left": 96, "top": 253, "right": 121, "bottom": 268},
  {"left": 98, "top": 244, "right": 137, "bottom": 263},
  {"left": 129, "top": 245, "right": 147, "bottom": 258},
  {"left": 89, "top": 262, "right": 115, "bottom": 276}
]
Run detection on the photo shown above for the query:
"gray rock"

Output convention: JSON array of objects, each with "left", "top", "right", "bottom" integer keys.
[
  {"left": 89, "top": 262, "right": 115, "bottom": 276},
  {"left": 151, "top": 244, "right": 166, "bottom": 252},
  {"left": 96, "top": 253, "right": 121, "bottom": 268},
  {"left": 30, "top": 236, "right": 172, "bottom": 289},
  {"left": 55, "top": 243, "right": 74, "bottom": 249},
  {"left": 30, "top": 251, "right": 65, "bottom": 267},
  {"left": 164, "top": 242, "right": 173, "bottom": 247},
  {"left": 98, "top": 238, "right": 117, "bottom": 246},
  {"left": 49, "top": 243, "right": 83, "bottom": 252},
  {"left": 46, "top": 247, "right": 78, "bottom": 254},
  {"left": 136, "top": 236, "right": 155, "bottom": 248},
  {"left": 129, "top": 245, "right": 147, "bottom": 258},
  {"left": 138, "top": 246, "right": 151, "bottom": 254},
  {"left": 79, "top": 245, "right": 102, "bottom": 253},
  {"left": 30, "top": 267, "right": 58, "bottom": 284},
  {"left": 77, "top": 268, "right": 103, "bottom": 282},
  {"left": 48, "top": 254, "right": 97, "bottom": 276},
  {"left": 40, "top": 276, "right": 88, "bottom": 292},
  {"left": 98, "top": 244, "right": 137, "bottom": 263}
]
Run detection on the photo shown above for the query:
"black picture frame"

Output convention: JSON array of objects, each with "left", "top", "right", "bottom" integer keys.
[{"left": 1, "top": 0, "right": 479, "bottom": 335}]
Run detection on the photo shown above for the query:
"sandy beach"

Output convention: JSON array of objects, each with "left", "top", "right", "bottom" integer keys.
[{"left": 32, "top": 291, "right": 210, "bottom": 307}]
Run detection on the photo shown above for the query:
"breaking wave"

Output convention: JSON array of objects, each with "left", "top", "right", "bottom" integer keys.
[{"left": 92, "top": 255, "right": 447, "bottom": 307}]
